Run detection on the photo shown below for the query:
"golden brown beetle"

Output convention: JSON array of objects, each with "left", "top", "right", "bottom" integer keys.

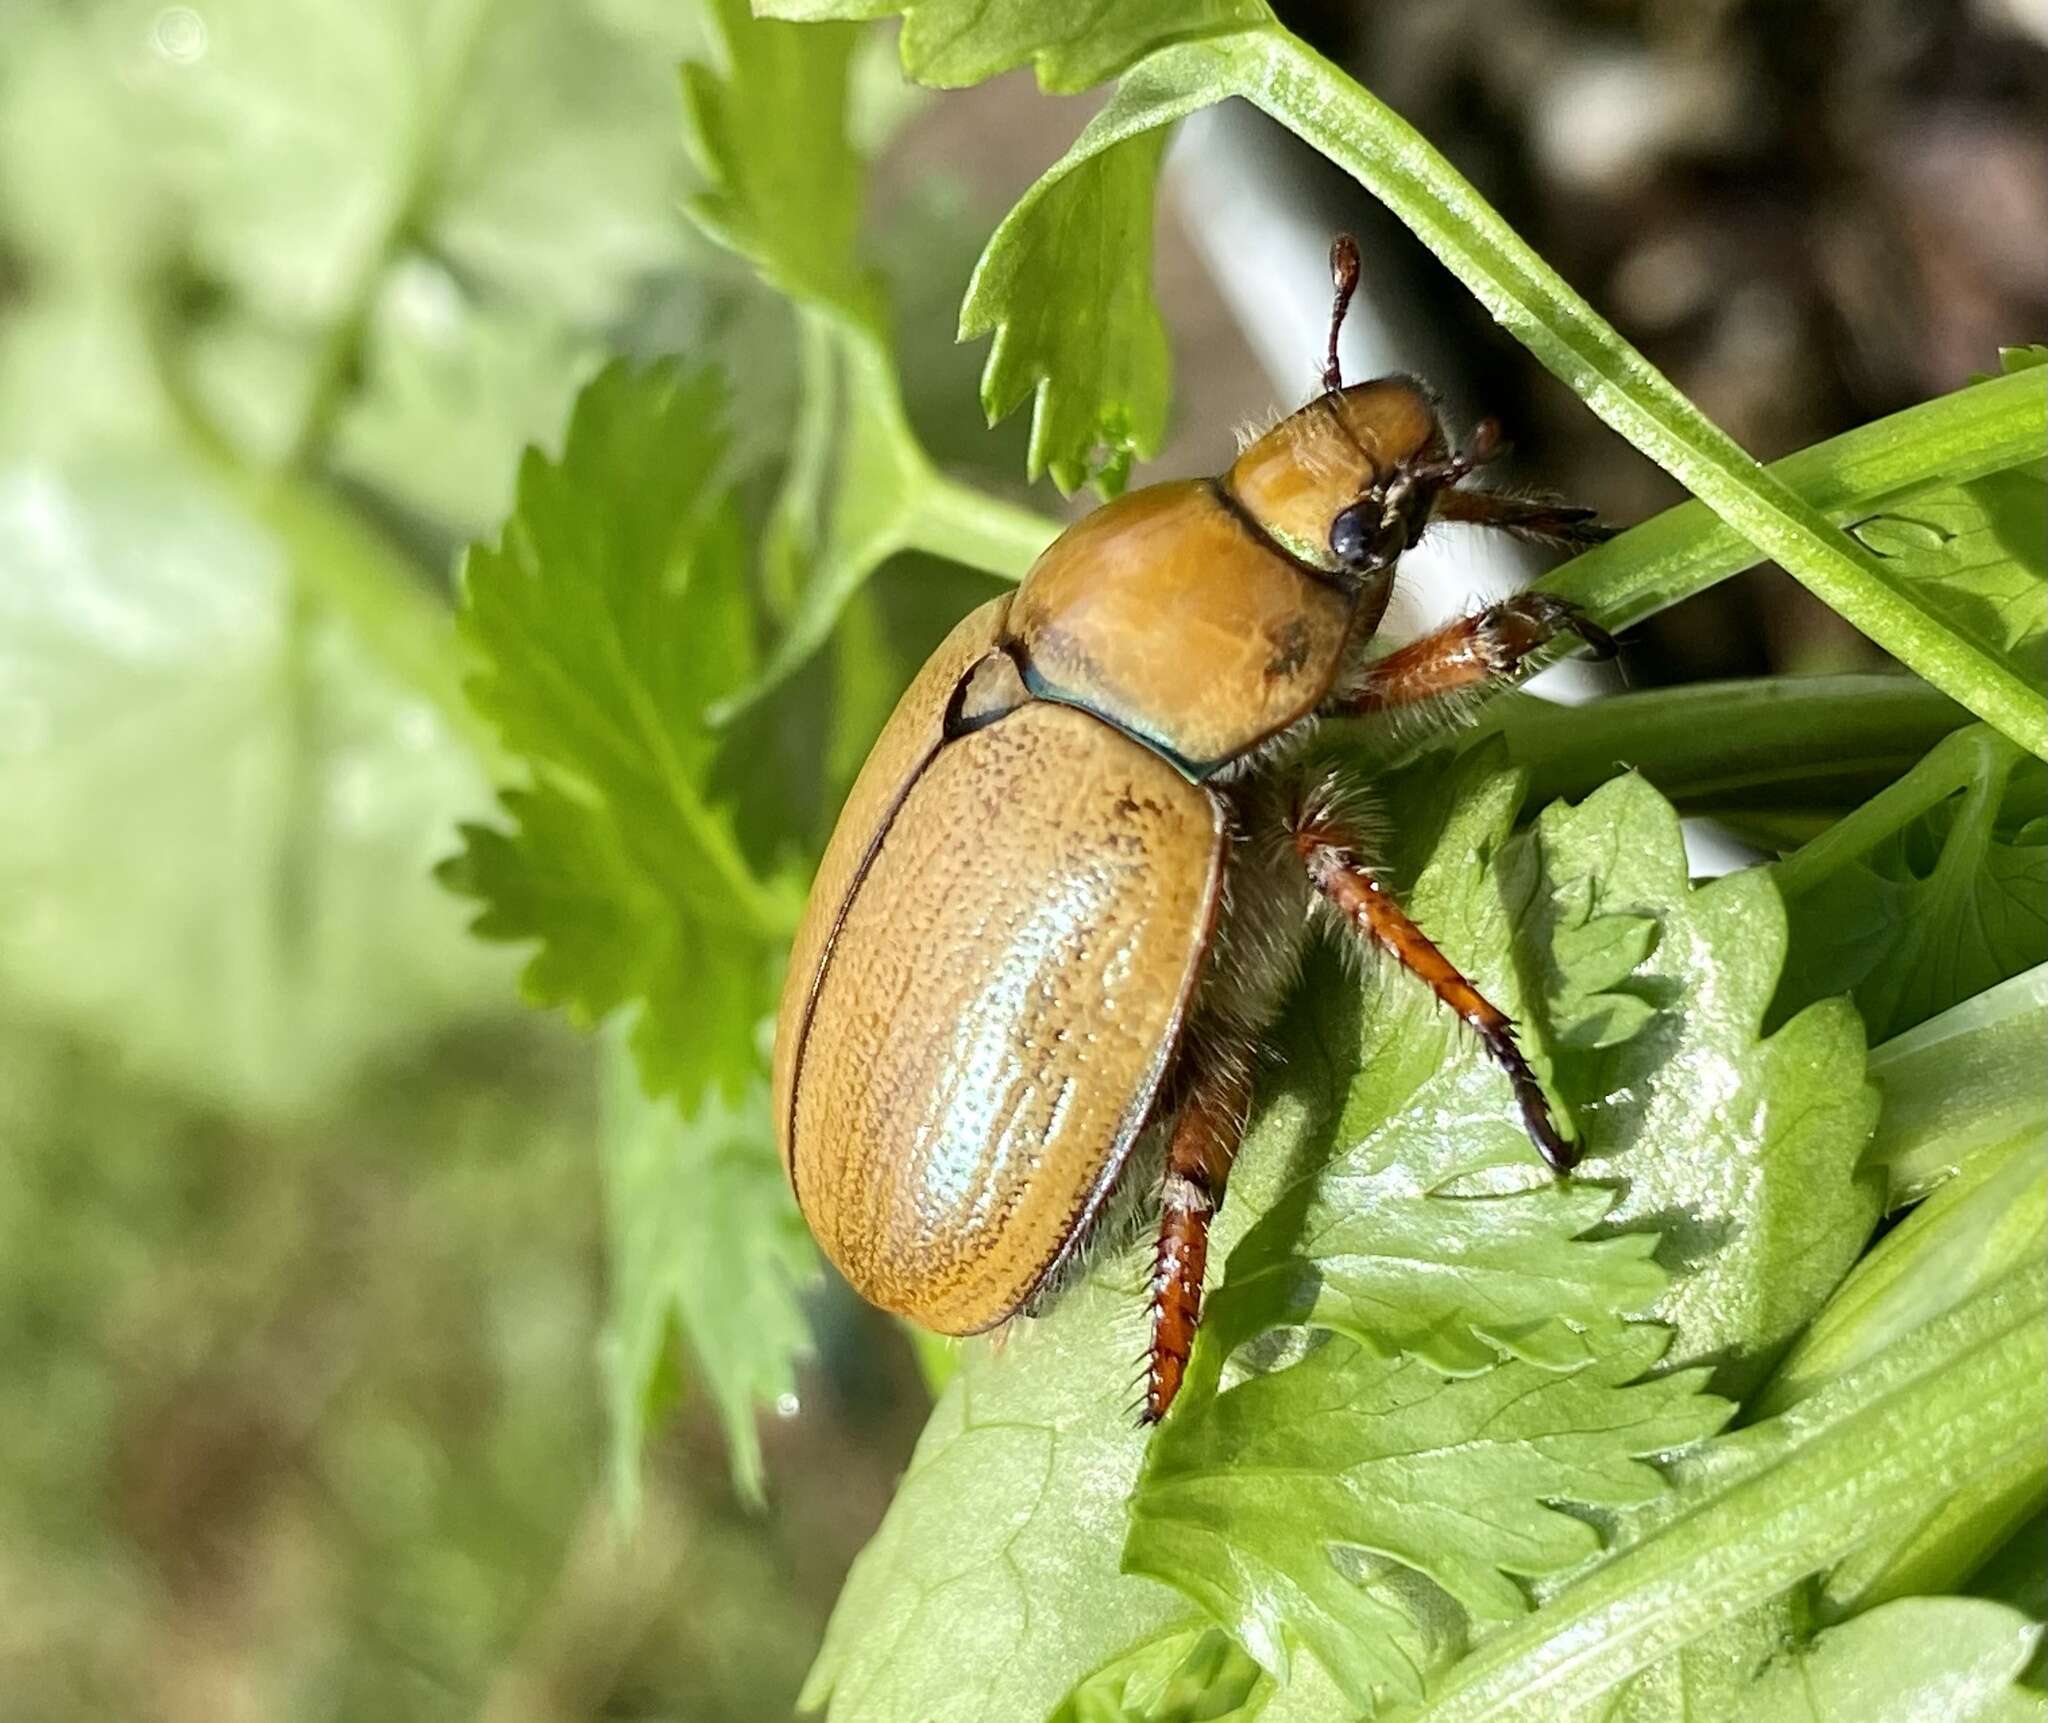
[{"left": 772, "top": 239, "right": 1615, "bottom": 1420}]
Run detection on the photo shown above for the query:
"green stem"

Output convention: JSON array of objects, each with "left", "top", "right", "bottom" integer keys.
[
  {"left": 1224, "top": 27, "right": 2048, "bottom": 759},
  {"left": 1470, "top": 675, "right": 1970, "bottom": 813},
  {"left": 905, "top": 471, "right": 1062, "bottom": 581},
  {"left": 1867, "top": 962, "right": 2048, "bottom": 1205},
  {"left": 283, "top": 0, "right": 499, "bottom": 472},
  {"left": 1537, "top": 364, "right": 2048, "bottom": 630},
  {"left": 1771, "top": 725, "right": 2018, "bottom": 900},
  {"left": 238, "top": 468, "right": 503, "bottom": 772}
]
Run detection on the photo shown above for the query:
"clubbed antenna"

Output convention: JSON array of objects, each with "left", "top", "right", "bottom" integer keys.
[{"left": 1322, "top": 234, "right": 1361, "bottom": 393}]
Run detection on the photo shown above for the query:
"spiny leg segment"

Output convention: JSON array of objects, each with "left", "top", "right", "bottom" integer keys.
[
  {"left": 1291, "top": 800, "right": 1576, "bottom": 1174},
  {"left": 1332, "top": 592, "right": 1616, "bottom": 719},
  {"left": 1143, "top": 1052, "right": 1253, "bottom": 1423}
]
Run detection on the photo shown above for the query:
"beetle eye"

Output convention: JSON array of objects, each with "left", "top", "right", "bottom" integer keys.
[{"left": 1329, "top": 501, "right": 1377, "bottom": 568}]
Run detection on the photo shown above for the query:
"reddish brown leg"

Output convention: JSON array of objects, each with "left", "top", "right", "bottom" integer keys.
[
  {"left": 1330, "top": 592, "right": 1616, "bottom": 717},
  {"left": 1291, "top": 804, "right": 1576, "bottom": 1174},
  {"left": 1144, "top": 1053, "right": 1253, "bottom": 1423}
]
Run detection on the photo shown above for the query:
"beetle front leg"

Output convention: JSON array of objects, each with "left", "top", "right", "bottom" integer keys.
[
  {"left": 1290, "top": 796, "right": 1576, "bottom": 1175},
  {"left": 1330, "top": 592, "right": 1616, "bottom": 721},
  {"left": 1144, "top": 1052, "right": 1253, "bottom": 1423},
  {"left": 1431, "top": 483, "right": 1614, "bottom": 549}
]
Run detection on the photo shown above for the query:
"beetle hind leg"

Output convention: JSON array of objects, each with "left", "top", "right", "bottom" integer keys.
[
  {"left": 1143, "top": 1052, "right": 1254, "bottom": 1422},
  {"left": 1290, "top": 790, "right": 1576, "bottom": 1174}
]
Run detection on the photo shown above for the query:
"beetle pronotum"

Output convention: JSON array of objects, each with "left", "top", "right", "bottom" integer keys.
[{"left": 773, "top": 238, "right": 1615, "bottom": 1422}]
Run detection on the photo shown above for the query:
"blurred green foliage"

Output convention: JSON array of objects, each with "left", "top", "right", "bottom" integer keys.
[{"left": 0, "top": 1, "right": 956, "bottom": 1714}]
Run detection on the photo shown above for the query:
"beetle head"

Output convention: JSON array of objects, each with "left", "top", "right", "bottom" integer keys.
[{"left": 1225, "top": 375, "right": 1458, "bottom": 582}]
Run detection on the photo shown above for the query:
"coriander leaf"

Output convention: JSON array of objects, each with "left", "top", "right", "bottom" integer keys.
[
  {"left": 751, "top": 0, "right": 1275, "bottom": 94},
  {"left": 798, "top": 1278, "right": 1193, "bottom": 1723},
  {"left": 1127, "top": 1327, "right": 1725, "bottom": 1710},
  {"left": 328, "top": 265, "right": 610, "bottom": 539},
  {"left": 10, "top": 0, "right": 706, "bottom": 470},
  {"left": 680, "top": 0, "right": 1056, "bottom": 717},
  {"left": 1505, "top": 773, "right": 1882, "bottom": 1392},
  {"left": 962, "top": 124, "right": 1170, "bottom": 494},
  {"left": 1411, "top": 1263, "right": 2048, "bottom": 1721},
  {"left": 1774, "top": 726, "right": 2048, "bottom": 1043},
  {"left": 1845, "top": 468, "right": 2048, "bottom": 685},
  {"left": 0, "top": 434, "right": 507, "bottom": 1118},
  {"left": 599, "top": 1034, "right": 816, "bottom": 1514},
  {"left": 1050, "top": 1624, "right": 1272, "bottom": 1723},
  {"left": 442, "top": 360, "right": 801, "bottom": 1108},
  {"left": 1740, "top": 1599, "right": 2048, "bottom": 1723},
  {"left": 1206, "top": 1151, "right": 1663, "bottom": 1379},
  {"left": 1559, "top": 1601, "right": 1810, "bottom": 1723},
  {"left": 682, "top": 0, "right": 870, "bottom": 316}
]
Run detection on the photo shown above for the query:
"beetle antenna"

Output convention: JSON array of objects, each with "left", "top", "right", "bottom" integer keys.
[{"left": 1322, "top": 235, "right": 1361, "bottom": 393}]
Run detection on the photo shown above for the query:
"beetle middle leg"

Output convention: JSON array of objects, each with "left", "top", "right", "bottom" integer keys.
[
  {"left": 1144, "top": 1050, "right": 1254, "bottom": 1423},
  {"left": 1328, "top": 591, "right": 1616, "bottom": 721},
  {"left": 1289, "top": 791, "right": 1576, "bottom": 1175}
]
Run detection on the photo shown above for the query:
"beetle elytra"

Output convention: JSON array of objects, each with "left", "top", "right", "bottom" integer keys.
[{"left": 772, "top": 237, "right": 1616, "bottom": 1421}]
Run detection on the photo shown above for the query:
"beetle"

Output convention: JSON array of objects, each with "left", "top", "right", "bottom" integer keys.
[{"left": 771, "top": 238, "right": 1616, "bottom": 1421}]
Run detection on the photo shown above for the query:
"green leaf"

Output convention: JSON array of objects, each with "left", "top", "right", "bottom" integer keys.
[
  {"left": 441, "top": 359, "right": 800, "bottom": 1108},
  {"left": 682, "top": 0, "right": 870, "bottom": 315},
  {"left": 0, "top": 435, "right": 507, "bottom": 1117},
  {"left": 1842, "top": 469, "right": 2048, "bottom": 687},
  {"left": 798, "top": 1276, "right": 1194, "bottom": 1723},
  {"left": 962, "top": 126, "right": 1171, "bottom": 494},
  {"left": 751, "top": 0, "right": 1275, "bottom": 94},
  {"left": 4, "top": 0, "right": 709, "bottom": 469},
  {"left": 599, "top": 1032, "right": 817, "bottom": 1514},
  {"left": 1050, "top": 1625, "right": 1272, "bottom": 1723},
  {"left": 1505, "top": 775, "right": 1882, "bottom": 1391},
  {"left": 679, "top": 0, "right": 1057, "bottom": 716},
  {"left": 1773, "top": 726, "right": 2048, "bottom": 1043},
  {"left": 1866, "top": 962, "right": 2048, "bottom": 1206},
  {"left": 1738, "top": 1598, "right": 2047, "bottom": 1723},
  {"left": 1409, "top": 1262, "right": 2048, "bottom": 1721},
  {"left": 328, "top": 269, "right": 610, "bottom": 539},
  {"left": 1127, "top": 1327, "right": 1725, "bottom": 1710}
]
